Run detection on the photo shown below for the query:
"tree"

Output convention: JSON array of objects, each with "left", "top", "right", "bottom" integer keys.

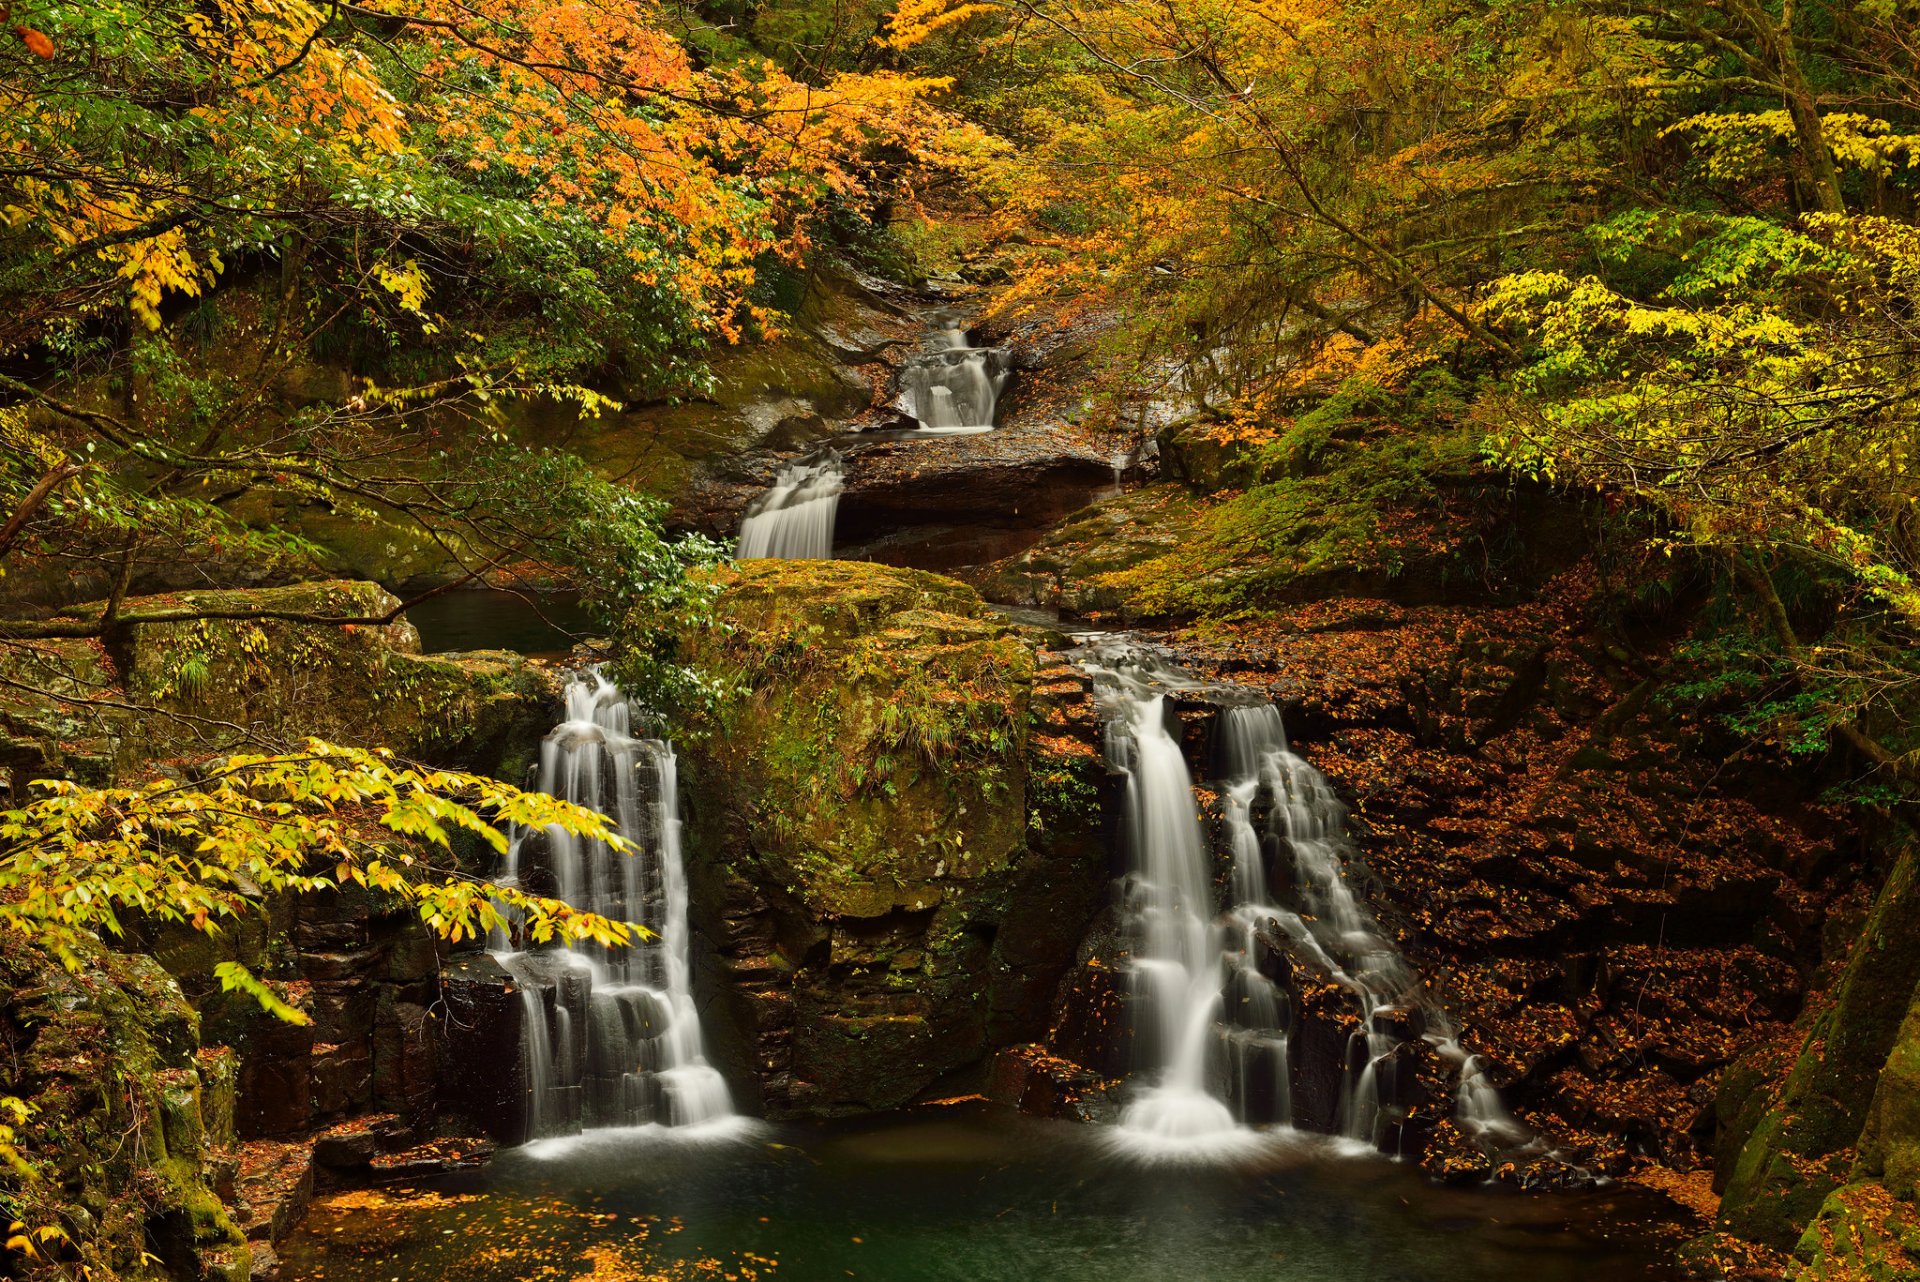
[{"left": 0, "top": 0, "right": 986, "bottom": 733}]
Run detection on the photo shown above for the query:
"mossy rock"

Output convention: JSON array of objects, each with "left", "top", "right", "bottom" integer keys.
[
  {"left": 113, "top": 580, "right": 551, "bottom": 774},
  {"left": 1795, "top": 1183, "right": 1920, "bottom": 1280},
  {"left": 0, "top": 637, "right": 121, "bottom": 787},
  {"left": 659, "top": 560, "right": 1107, "bottom": 1115},
  {"left": 673, "top": 560, "right": 1033, "bottom": 917},
  {"left": 1717, "top": 844, "right": 1920, "bottom": 1248},
  {"left": 0, "top": 932, "right": 250, "bottom": 1281}
]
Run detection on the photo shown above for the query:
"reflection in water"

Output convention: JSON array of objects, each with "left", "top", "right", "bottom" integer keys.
[
  {"left": 405, "top": 589, "right": 593, "bottom": 656},
  {"left": 277, "top": 1106, "right": 1685, "bottom": 1282}
]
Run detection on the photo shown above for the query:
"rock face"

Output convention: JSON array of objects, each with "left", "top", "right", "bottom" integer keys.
[
  {"left": 1704, "top": 840, "right": 1920, "bottom": 1276},
  {"left": 663, "top": 560, "right": 1108, "bottom": 1115},
  {"left": 1, "top": 580, "right": 554, "bottom": 794},
  {"left": 1, "top": 932, "right": 253, "bottom": 1282}
]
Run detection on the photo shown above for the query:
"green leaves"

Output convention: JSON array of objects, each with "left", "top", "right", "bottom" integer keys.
[
  {"left": 0, "top": 739, "right": 651, "bottom": 1020},
  {"left": 212, "top": 960, "right": 310, "bottom": 1026}
]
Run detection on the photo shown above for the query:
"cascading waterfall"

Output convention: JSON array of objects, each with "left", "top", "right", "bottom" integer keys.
[
  {"left": 898, "top": 325, "right": 1012, "bottom": 434},
  {"left": 1083, "top": 642, "right": 1522, "bottom": 1158},
  {"left": 490, "top": 670, "right": 735, "bottom": 1140},
  {"left": 737, "top": 452, "right": 843, "bottom": 559}
]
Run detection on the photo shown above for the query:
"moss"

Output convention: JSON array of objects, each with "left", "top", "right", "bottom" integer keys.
[
  {"left": 971, "top": 411, "right": 1497, "bottom": 621},
  {"left": 0, "top": 934, "right": 250, "bottom": 1281},
  {"left": 668, "top": 560, "right": 1034, "bottom": 918},
  {"left": 1795, "top": 1183, "right": 1920, "bottom": 1281},
  {"left": 656, "top": 560, "right": 1108, "bottom": 1114},
  {"left": 98, "top": 580, "right": 552, "bottom": 774},
  {"left": 1717, "top": 844, "right": 1920, "bottom": 1249}
]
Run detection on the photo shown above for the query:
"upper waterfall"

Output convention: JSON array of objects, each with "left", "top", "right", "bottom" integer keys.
[
  {"left": 897, "top": 324, "right": 1012, "bottom": 434},
  {"left": 736, "top": 452, "right": 844, "bottom": 560}
]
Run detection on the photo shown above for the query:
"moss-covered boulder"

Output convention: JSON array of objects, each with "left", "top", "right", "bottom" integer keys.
[
  {"left": 662, "top": 560, "right": 1106, "bottom": 1115},
  {"left": 1716, "top": 844, "right": 1920, "bottom": 1250},
  {"left": 1, "top": 933, "right": 251, "bottom": 1281}
]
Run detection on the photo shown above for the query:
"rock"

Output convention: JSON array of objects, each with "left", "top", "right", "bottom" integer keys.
[
  {"left": 0, "top": 932, "right": 251, "bottom": 1279},
  {"left": 659, "top": 560, "right": 1108, "bottom": 1116},
  {"left": 1716, "top": 843, "right": 1920, "bottom": 1249},
  {"left": 233, "top": 1141, "right": 314, "bottom": 1243},
  {"left": 435, "top": 952, "right": 530, "bottom": 1142},
  {"left": 4, "top": 581, "right": 555, "bottom": 776},
  {"left": 1422, "top": 1117, "right": 1495, "bottom": 1183}
]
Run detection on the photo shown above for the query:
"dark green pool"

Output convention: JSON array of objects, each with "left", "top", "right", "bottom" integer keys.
[{"left": 276, "top": 1106, "right": 1688, "bottom": 1282}]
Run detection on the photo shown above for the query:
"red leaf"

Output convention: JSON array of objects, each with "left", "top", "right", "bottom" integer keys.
[{"left": 15, "top": 25, "right": 52, "bottom": 58}]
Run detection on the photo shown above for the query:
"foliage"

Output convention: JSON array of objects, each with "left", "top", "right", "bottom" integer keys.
[
  {"left": 0, "top": 0, "right": 990, "bottom": 674},
  {"left": 0, "top": 739, "right": 647, "bottom": 1016},
  {"left": 886, "top": 0, "right": 1920, "bottom": 775}
]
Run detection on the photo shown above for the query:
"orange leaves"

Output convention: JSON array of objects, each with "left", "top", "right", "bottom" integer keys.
[
  {"left": 885, "top": 0, "right": 1001, "bottom": 49},
  {"left": 13, "top": 24, "right": 51, "bottom": 57}
]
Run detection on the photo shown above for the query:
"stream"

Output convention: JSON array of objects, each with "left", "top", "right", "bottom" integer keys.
[
  {"left": 279, "top": 304, "right": 1700, "bottom": 1282},
  {"left": 276, "top": 1104, "right": 1685, "bottom": 1282}
]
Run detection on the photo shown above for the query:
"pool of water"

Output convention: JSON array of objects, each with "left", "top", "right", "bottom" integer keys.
[
  {"left": 277, "top": 1107, "right": 1688, "bottom": 1282},
  {"left": 403, "top": 590, "right": 595, "bottom": 657}
]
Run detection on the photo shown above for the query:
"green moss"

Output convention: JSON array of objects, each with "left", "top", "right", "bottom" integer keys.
[
  {"left": 0, "top": 935, "right": 250, "bottom": 1280},
  {"left": 666, "top": 560, "right": 1033, "bottom": 917},
  {"left": 108, "top": 580, "right": 551, "bottom": 773},
  {"left": 1718, "top": 844, "right": 1920, "bottom": 1249},
  {"left": 1795, "top": 1183, "right": 1920, "bottom": 1281}
]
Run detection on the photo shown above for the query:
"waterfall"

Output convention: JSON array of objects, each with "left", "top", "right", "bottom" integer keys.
[
  {"left": 1082, "top": 642, "right": 1521, "bottom": 1158},
  {"left": 737, "top": 452, "right": 843, "bottom": 559},
  {"left": 898, "top": 326, "right": 1011, "bottom": 434},
  {"left": 490, "top": 670, "right": 735, "bottom": 1141}
]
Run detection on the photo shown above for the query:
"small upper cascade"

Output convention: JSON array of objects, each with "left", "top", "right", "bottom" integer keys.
[
  {"left": 1079, "top": 640, "right": 1523, "bottom": 1159},
  {"left": 897, "top": 322, "right": 1012, "bottom": 434},
  {"left": 737, "top": 452, "right": 843, "bottom": 559},
  {"left": 490, "top": 670, "right": 734, "bottom": 1140}
]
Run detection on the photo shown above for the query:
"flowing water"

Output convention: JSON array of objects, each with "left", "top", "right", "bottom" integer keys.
[
  {"left": 736, "top": 452, "right": 844, "bottom": 559},
  {"left": 489, "top": 671, "right": 736, "bottom": 1138},
  {"left": 1081, "top": 641, "right": 1524, "bottom": 1159},
  {"left": 896, "top": 323, "right": 1012, "bottom": 434},
  {"left": 274, "top": 1104, "right": 1686, "bottom": 1282}
]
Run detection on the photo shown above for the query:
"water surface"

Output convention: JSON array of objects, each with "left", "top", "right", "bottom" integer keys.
[
  {"left": 404, "top": 590, "right": 593, "bottom": 657},
  {"left": 278, "top": 1106, "right": 1686, "bottom": 1282}
]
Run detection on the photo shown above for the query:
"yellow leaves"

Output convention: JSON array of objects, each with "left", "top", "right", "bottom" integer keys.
[
  {"left": 108, "top": 226, "right": 222, "bottom": 328},
  {"left": 886, "top": 0, "right": 1000, "bottom": 48},
  {"left": 213, "top": 960, "right": 311, "bottom": 1025},
  {"left": 1667, "top": 110, "right": 1920, "bottom": 180},
  {"left": 1, "top": 739, "right": 646, "bottom": 1022},
  {"left": 374, "top": 258, "right": 432, "bottom": 316}
]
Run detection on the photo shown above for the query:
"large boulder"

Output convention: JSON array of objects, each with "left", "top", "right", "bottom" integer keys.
[
  {"left": 661, "top": 560, "right": 1107, "bottom": 1115},
  {"left": 2, "top": 580, "right": 555, "bottom": 792}
]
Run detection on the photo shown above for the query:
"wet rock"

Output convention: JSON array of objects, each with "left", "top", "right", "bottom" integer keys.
[
  {"left": 1422, "top": 1118, "right": 1495, "bottom": 1183},
  {"left": 436, "top": 952, "right": 530, "bottom": 1143},
  {"left": 233, "top": 1141, "right": 314, "bottom": 1243},
  {"left": 662, "top": 560, "right": 1108, "bottom": 1116}
]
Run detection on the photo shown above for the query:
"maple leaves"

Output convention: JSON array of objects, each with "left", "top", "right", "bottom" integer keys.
[
  {"left": 0, "top": 739, "right": 649, "bottom": 1019},
  {"left": 0, "top": 0, "right": 969, "bottom": 354}
]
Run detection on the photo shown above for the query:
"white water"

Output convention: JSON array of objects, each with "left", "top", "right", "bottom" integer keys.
[
  {"left": 737, "top": 453, "right": 843, "bottom": 559},
  {"left": 898, "top": 325, "right": 1011, "bottom": 433},
  {"left": 491, "top": 671, "right": 735, "bottom": 1140},
  {"left": 1082, "top": 643, "right": 1522, "bottom": 1160}
]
